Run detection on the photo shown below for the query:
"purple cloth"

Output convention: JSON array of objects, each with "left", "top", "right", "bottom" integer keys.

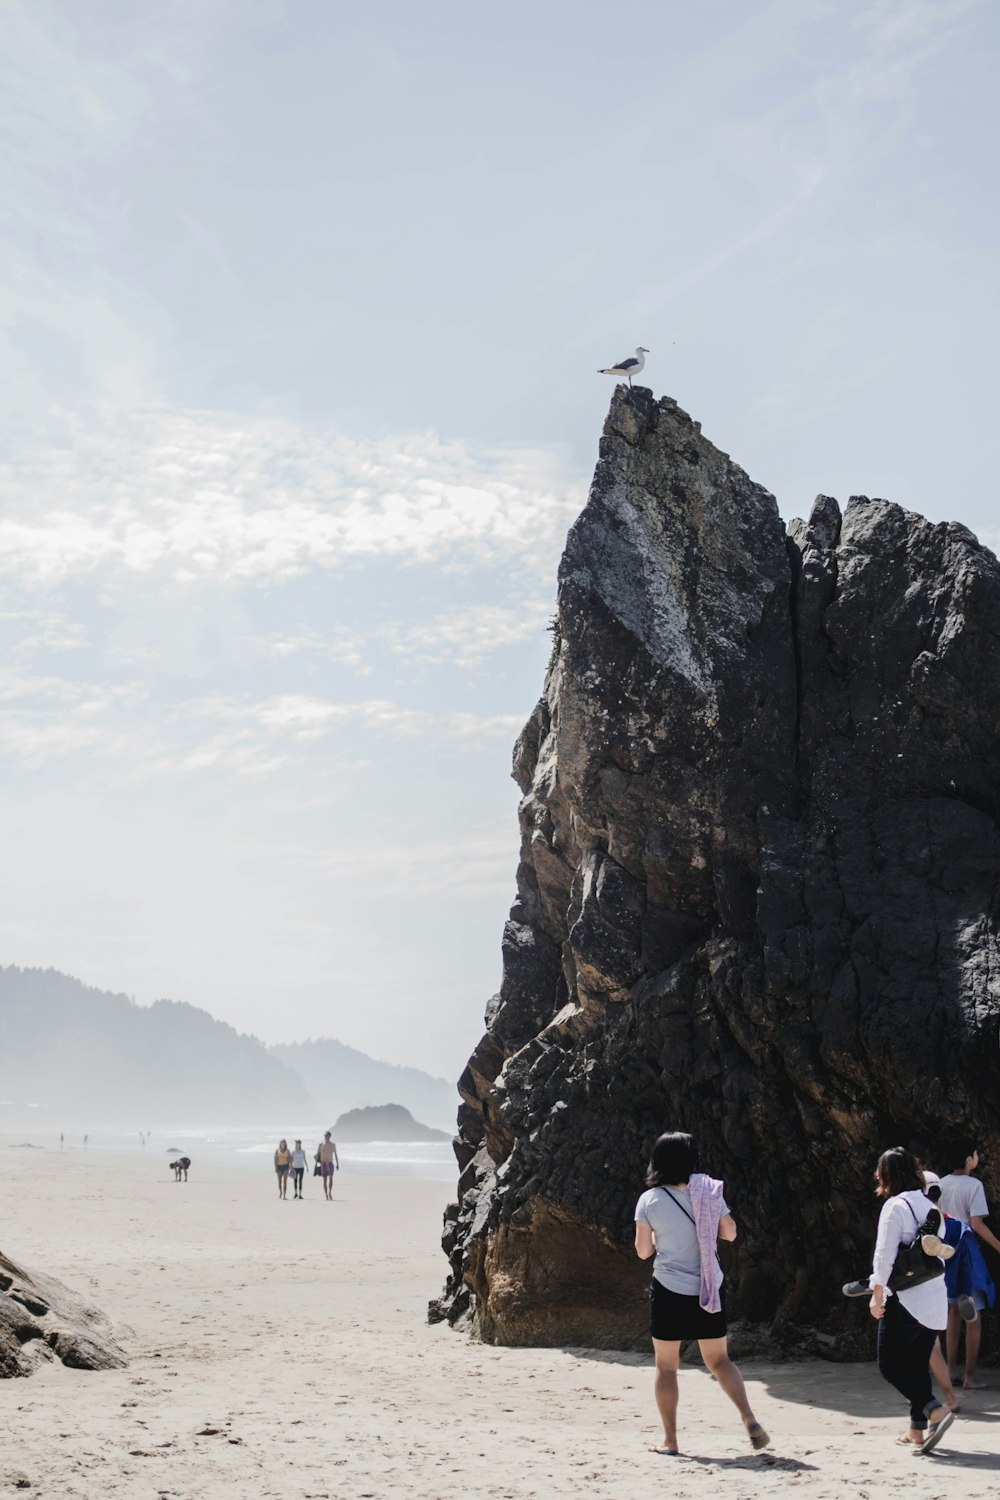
[{"left": 688, "top": 1172, "right": 725, "bottom": 1313}]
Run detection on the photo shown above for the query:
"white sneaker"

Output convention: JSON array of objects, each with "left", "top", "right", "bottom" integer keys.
[{"left": 919, "top": 1233, "right": 955, "bottom": 1260}]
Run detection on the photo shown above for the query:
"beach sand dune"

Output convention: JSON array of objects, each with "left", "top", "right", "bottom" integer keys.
[{"left": 1, "top": 1148, "right": 996, "bottom": 1496}]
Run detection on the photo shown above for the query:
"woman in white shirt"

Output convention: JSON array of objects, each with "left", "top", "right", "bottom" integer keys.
[
  {"left": 868, "top": 1147, "right": 953, "bottom": 1453},
  {"left": 290, "top": 1139, "right": 308, "bottom": 1199}
]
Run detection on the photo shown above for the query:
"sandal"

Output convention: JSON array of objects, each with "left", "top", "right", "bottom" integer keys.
[{"left": 918, "top": 1411, "right": 956, "bottom": 1454}]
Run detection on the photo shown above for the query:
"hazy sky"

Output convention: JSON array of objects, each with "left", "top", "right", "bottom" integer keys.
[{"left": 1, "top": 0, "right": 996, "bottom": 1077}]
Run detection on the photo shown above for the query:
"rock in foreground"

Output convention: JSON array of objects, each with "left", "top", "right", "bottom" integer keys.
[
  {"left": 435, "top": 386, "right": 1000, "bottom": 1351},
  {"left": 1, "top": 1248, "right": 128, "bottom": 1377}
]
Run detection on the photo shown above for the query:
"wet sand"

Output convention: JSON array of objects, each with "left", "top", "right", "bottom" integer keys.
[{"left": 1, "top": 1147, "right": 997, "bottom": 1497}]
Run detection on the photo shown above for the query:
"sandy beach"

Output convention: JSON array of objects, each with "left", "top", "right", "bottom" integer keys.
[{"left": 1, "top": 1146, "right": 997, "bottom": 1498}]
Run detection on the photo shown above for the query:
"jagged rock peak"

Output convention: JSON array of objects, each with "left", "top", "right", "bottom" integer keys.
[{"left": 434, "top": 389, "right": 1000, "bottom": 1353}]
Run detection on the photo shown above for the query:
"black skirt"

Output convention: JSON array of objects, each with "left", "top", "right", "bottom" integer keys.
[{"left": 650, "top": 1277, "right": 727, "bottom": 1341}]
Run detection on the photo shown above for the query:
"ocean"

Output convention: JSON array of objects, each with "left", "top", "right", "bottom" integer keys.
[{"left": 0, "top": 1124, "right": 456, "bottom": 1183}]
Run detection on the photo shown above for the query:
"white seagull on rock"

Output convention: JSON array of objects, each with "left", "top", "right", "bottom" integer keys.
[{"left": 598, "top": 345, "right": 649, "bottom": 386}]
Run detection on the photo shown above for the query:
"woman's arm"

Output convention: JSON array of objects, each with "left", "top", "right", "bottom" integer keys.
[
  {"left": 718, "top": 1212, "right": 737, "bottom": 1242},
  {"left": 869, "top": 1198, "right": 904, "bottom": 1318},
  {"left": 635, "top": 1221, "right": 655, "bottom": 1260}
]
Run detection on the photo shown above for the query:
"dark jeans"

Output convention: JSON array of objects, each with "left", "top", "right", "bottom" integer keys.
[
  {"left": 877, "top": 1296, "right": 937, "bottom": 1429},
  {"left": 292, "top": 1168, "right": 304, "bottom": 1193}
]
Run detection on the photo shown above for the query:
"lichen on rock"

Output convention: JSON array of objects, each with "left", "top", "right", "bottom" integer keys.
[{"left": 432, "top": 385, "right": 1000, "bottom": 1353}]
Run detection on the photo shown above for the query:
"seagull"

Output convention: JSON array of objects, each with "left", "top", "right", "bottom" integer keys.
[{"left": 598, "top": 346, "right": 649, "bottom": 387}]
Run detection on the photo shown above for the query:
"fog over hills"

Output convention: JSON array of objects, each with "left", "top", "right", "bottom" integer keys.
[
  {"left": 0, "top": 966, "right": 455, "bottom": 1130},
  {"left": 272, "top": 1040, "right": 456, "bottom": 1132}
]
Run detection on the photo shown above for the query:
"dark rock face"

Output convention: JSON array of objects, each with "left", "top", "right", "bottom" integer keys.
[
  {"left": 433, "top": 386, "right": 1000, "bottom": 1351},
  {"left": 1, "top": 1248, "right": 128, "bottom": 1377}
]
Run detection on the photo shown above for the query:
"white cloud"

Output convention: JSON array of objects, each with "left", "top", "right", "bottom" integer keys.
[
  {"left": 0, "top": 406, "right": 583, "bottom": 587},
  {"left": 380, "top": 600, "right": 554, "bottom": 668},
  {"left": 0, "top": 668, "right": 526, "bottom": 778}
]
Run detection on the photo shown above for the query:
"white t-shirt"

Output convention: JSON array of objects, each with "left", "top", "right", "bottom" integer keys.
[
  {"left": 937, "top": 1174, "right": 988, "bottom": 1227},
  {"left": 870, "top": 1189, "right": 947, "bottom": 1330},
  {"left": 291, "top": 1148, "right": 307, "bottom": 1170}
]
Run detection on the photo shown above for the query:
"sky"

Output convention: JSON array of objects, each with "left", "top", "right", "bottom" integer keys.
[{"left": 1, "top": 0, "right": 997, "bottom": 1078}]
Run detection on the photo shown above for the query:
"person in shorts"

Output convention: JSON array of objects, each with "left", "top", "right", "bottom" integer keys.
[
  {"left": 317, "top": 1131, "right": 339, "bottom": 1200},
  {"left": 937, "top": 1136, "right": 998, "bottom": 1389},
  {"left": 274, "top": 1139, "right": 292, "bottom": 1199},
  {"left": 634, "top": 1130, "right": 768, "bottom": 1457}
]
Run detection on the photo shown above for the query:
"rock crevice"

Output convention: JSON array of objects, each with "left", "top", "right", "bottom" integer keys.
[{"left": 433, "top": 386, "right": 1000, "bottom": 1351}]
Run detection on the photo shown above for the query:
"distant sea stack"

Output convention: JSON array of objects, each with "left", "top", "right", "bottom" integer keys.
[
  {"left": 273, "top": 1039, "right": 455, "bottom": 1131},
  {"left": 434, "top": 385, "right": 1000, "bottom": 1351},
  {"left": 333, "top": 1104, "right": 450, "bottom": 1142}
]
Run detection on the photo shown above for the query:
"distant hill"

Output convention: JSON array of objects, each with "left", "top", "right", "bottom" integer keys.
[
  {"left": 0, "top": 965, "right": 458, "bottom": 1131},
  {"left": 0, "top": 965, "right": 314, "bottom": 1126},
  {"left": 271, "top": 1038, "right": 456, "bottom": 1131},
  {"left": 332, "top": 1104, "right": 450, "bottom": 1142}
]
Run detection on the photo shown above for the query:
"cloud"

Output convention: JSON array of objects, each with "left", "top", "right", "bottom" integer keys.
[
  {"left": 379, "top": 600, "right": 554, "bottom": 668},
  {"left": 0, "top": 666, "right": 525, "bottom": 778},
  {"left": 0, "top": 406, "right": 584, "bottom": 587}
]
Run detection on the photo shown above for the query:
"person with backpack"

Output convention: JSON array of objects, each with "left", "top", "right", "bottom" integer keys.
[
  {"left": 867, "top": 1147, "right": 953, "bottom": 1453},
  {"left": 634, "top": 1131, "right": 769, "bottom": 1457}
]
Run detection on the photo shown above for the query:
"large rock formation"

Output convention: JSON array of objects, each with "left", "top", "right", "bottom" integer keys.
[
  {"left": 434, "top": 386, "right": 1000, "bottom": 1352},
  {"left": 1, "top": 1248, "right": 128, "bottom": 1377}
]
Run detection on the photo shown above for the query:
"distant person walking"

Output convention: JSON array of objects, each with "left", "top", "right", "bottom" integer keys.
[
  {"left": 317, "top": 1131, "right": 339, "bottom": 1201},
  {"left": 291, "top": 1139, "right": 307, "bottom": 1199},
  {"left": 634, "top": 1131, "right": 769, "bottom": 1456},
  {"left": 867, "top": 1147, "right": 953, "bottom": 1453},
  {"left": 274, "top": 1139, "right": 292, "bottom": 1199},
  {"left": 937, "top": 1135, "right": 998, "bottom": 1389}
]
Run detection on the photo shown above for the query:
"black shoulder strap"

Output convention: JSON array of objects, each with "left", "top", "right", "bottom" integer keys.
[{"left": 660, "top": 1186, "right": 696, "bottom": 1226}]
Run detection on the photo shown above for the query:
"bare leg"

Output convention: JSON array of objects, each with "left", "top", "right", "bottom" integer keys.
[
  {"left": 699, "top": 1337, "right": 767, "bottom": 1445},
  {"left": 945, "top": 1303, "right": 961, "bottom": 1374},
  {"left": 930, "top": 1338, "right": 959, "bottom": 1409},
  {"left": 650, "top": 1338, "right": 681, "bottom": 1452},
  {"left": 962, "top": 1317, "right": 984, "bottom": 1388}
]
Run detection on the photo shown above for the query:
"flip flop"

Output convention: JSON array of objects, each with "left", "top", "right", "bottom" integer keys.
[
  {"left": 650, "top": 1447, "right": 680, "bottom": 1456},
  {"left": 918, "top": 1411, "right": 955, "bottom": 1454},
  {"left": 747, "top": 1421, "right": 770, "bottom": 1451}
]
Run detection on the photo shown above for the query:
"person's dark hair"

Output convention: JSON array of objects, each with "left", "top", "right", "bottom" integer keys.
[
  {"left": 944, "top": 1135, "right": 978, "bottom": 1172},
  {"left": 646, "top": 1131, "right": 696, "bottom": 1188},
  {"left": 874, "top": 1146, "right": 924, "bottom": 1198}
]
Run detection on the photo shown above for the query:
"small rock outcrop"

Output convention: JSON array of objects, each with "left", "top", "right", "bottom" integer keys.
[
  {"left": 333, "top": 1104, "right": 450, "bottom": 1142},
  {"left": 434, "top": 386, "right": 1000, "bottom": 1351},
  {"left": 1, "top": 1249, "right": 128, "bottom": 1377}
]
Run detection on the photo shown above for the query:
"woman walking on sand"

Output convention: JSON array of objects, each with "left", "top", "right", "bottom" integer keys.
[
  {"left": 634, "top": 1131, "right": 769, "bottom": 1457},
  {"left": 274, "top": 1138, "right": 292, "bottom": 1199},
  {"left": 290, "top": 1139, "right": 307, "bottom": 1199},
  {"left": 868, "top": 1147, "right": 954, "bottom": 1453}
]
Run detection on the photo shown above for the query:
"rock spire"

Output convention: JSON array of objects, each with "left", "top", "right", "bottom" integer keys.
[{"left": 433, "top": 385, "right": 1000, "bottom": 1352}]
